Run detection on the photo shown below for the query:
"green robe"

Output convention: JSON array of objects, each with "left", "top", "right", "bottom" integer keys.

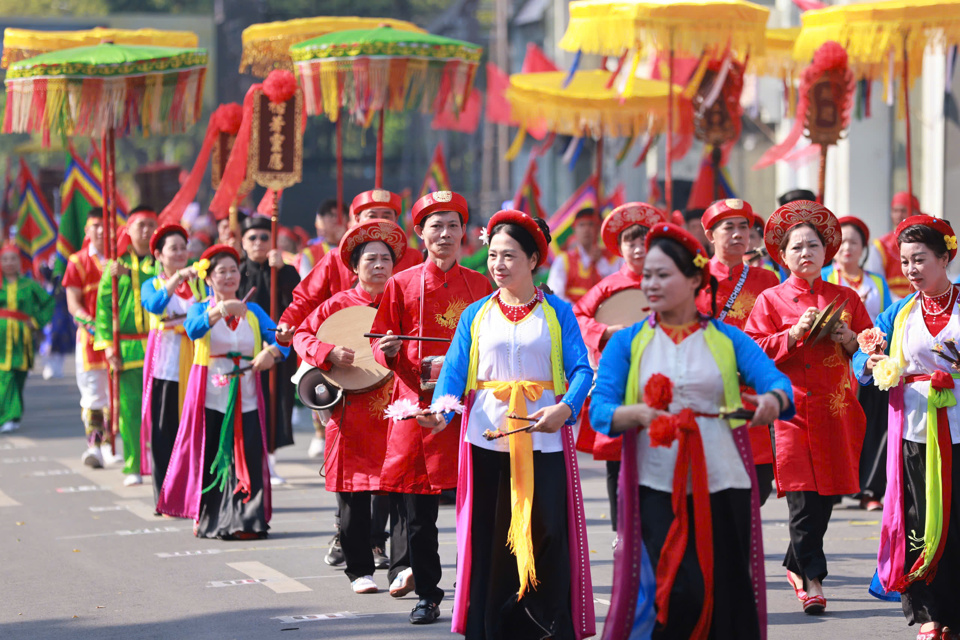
[{"left": 0, "top": 275, "right": 54, "bottom": 425}]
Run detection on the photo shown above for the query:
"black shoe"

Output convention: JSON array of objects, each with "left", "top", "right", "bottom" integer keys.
[
  {"left": 372, "top": 546, "right": 389, "bottom": 570},
  {"left": 409, "top": 599, "right": 440, "bottom": 625},
  {"left": 324, "top": 533, "right": 344, "bottom": 566}
]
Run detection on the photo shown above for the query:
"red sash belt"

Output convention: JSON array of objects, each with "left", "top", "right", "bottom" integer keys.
[
  {"left": 118, "top": 333, "right": 149, "bottom": 341},
  {"left": 0, "top": 309, "right": 31, "bottom": 323}
]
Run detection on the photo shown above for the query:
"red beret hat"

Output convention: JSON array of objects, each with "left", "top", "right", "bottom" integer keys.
[
  {"left": 149, "top": 224, "right": 188, "bottom": 255},
  {"left": 895, "top": 214, "right": 957, "bottom": 261},
  {"left": 351, "top": 190, "right": 402, "bottom": 219},
  {"left": 486, "top": 210, "right": 549, "bottom": 267},
  {"left": 837, "top": 216, "right": 870, "bottom": 244},
  {"left": 645, "top": 222, "right": 710, "bottom": 285},
  {"left": 412, "top": 190, "right": 469, "bottom": 227},
  {"left": 701, "top": 198, "right": 757, "bottom": 231}
]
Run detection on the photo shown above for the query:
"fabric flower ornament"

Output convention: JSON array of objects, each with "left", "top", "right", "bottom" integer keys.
[
  {"left": 946, "top": 235, "right": 958, "bottom": 251},
  {"left": 873, "top": 358, "right": 902, "bottom": 391},
  {"left": 479, "top": 227, "right": 490, "bottom": 245},
  {"left": 931, "top": 370, "right": 956, "bottom": 391},
  {"left": 693, "top": 253, "right": 709, "bottom": 268},
  {"left": 195, "top": 258, "right": 211, "bottom": 281},
  {"left": 384, "top": 398, "right": 421, "bottom": 421},
  {"left": 857, "top": 327, "right": 886, "bottom": 355},
  {"left": 643, "top": 373, "right": 674, "bottom": 411},
  {"left": 211, "top": 373, "right": 229, "bottom": 388},
  {"left": 429, "top": 394, "right": 466, "bottom": 415},
  {"left": 648, "top": 414, "right": 677, "bottom": 448}
]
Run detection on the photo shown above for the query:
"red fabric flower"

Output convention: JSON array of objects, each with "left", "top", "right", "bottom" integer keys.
[
  {"left": 644, "top": 373, "right": 674, "bottom": 411},
  {"left": 674, "top": 408, "right": 699, "bottom": 434},
  {"left": 931, "top": 370, "right": 955, "bottom": 391},
  {"left": 649, "top": 415, "right": 678, "bottom": 448},
  {"left": 213, "top": 102, "right": 243, "bottom": 135},
  {"left": 263, "top": 69, "right": 298, "bottom": 104}
]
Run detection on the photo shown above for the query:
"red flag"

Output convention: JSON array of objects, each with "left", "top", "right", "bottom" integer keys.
[
  {"left": 420, "top": 143, "right": 452, "bottom": 198},
  {"left": 432, "top": 88, "right": 482, "bottom": 133},
  {"left": 521, "top": 43, "right": 558, "bottom": 73},
  {"left": 485, "top": 62, "right": 514, "bottom": 125}
]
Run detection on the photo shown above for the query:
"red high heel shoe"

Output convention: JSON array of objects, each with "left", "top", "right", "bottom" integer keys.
[
  {"left": 916, "top": 628, "right": 942, "bottom": 640},
  {"left": 802, "top": 594, "right": 826, "bottom": 615},
  {"left": 787, "top": 572, "right": 807, "bottom": 602}
]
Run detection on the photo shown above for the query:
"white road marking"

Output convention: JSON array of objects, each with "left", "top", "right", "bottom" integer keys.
[
  {"left": 227, "top": 561, "right": 312, "bottom": 594},
  {"left": 594, "top": 597, "right": 611, "bottom": 606},
  {"left": 272, "top": 612, "right": 374, "bottom": 624},
  {"left": 55, "top": 457, "right": 152, "bottom": 499},
  {"left": 113, "top": 499, "right": 163, "bottom": 522},
  {"left": 2, "top": 456, "right": 48, "bottom": 463},
  {"left": 29, "top": 469, "right": 76, "bottom": 477},
  {"left": 57, "top": 526, "right": 186, "bottom": 540},
  {"left": 155, "top": 543, "right": 327, "bottom": 559},
  {"left": 56, "top": 485, "right": 107, "bottom": 493},
  {"left": 0, "top": 436, "right": 35, "bottom": 450},
  {"left": 0, "top": 489, "right": 21, "bottom": 507},
  {"left": 156, "top": 549, "right": 223, "bottom": 559},
  {"left": 208, "top": 574, "right": 341, "bottom": 588}
]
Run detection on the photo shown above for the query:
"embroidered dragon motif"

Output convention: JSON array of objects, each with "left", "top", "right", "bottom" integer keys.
[{"left": 435, "top": 298, "right": 468, "bottom": 330}]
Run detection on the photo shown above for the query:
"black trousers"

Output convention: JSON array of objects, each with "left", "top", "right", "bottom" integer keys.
[
  {"left": 606, "top": 460, "right": 621, "bottom": 531},
  {"left": 465, "top": 446, "right": 573, "bottom": 640},
  {"left": 756, "top": 463, "right": 775, "bottom": 507},
  {"left": 149, "top": 378, "right": 180, "bottom": 505},
  {"left": 859, "top": 384, "right": 889, "bottom": 499},
  {"left": 389, "top": 492, "right": 443, "bottom": 603},
  {"left": 901, "top": 440, "right": 960, "bottom": 628},
  {"left": 783, "top": 491, "right": 835, "bottom": 585},
  {"left": 640, "top": 487, "right": 759, "bottom": 640},
  {"left": 339, "top": 491, "right": 376, "bottom": 581},
  {"left": 334, "top": 493, "right": 390, "bottom": 548}
]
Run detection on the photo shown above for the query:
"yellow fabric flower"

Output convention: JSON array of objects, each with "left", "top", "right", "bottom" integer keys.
[
  {"left": 693, "top": 253, "right": 709, "bottom": 268},
  {"left": 873, "top": 357, "right": 902, "bottom": 391},
  {"left": 195, "top": 258, "right": 211, "bottom": 281},
  {"left": 945, "top": 235, "right": 957, "bottom": 251}
]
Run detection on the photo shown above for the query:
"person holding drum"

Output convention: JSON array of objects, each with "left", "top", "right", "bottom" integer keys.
[
  {"left": 157, "top": 244, "right": 288, "bottom": 540},
  {"left": 854, "top": 214, "right": 960, "bottom": 640},
  {"left": 371, "top": 191, "right": 491, "bottom": 625},
  {"left": 574, "top": 202, "right": 667, "bottom": 532},
  {"left": 589, "top": 221, "right": 792, "bottom": 640},
  {"left": 292, "top": 220, "right": 408, "bottom": 595},
  {"left": 423, "top": 209, "right": 595, "bottom": 640},
  {"left": 140, "top": 224, "right": 205, "bottom": 506},
  {"left": 822, "top": 216, "right": 893, "bottom": 511},
  {"left": 696, "top": 199, "right": 782, "bottom": 506},
  {"left": 744, "top": 201, "right": 871, "bottom": 614}
]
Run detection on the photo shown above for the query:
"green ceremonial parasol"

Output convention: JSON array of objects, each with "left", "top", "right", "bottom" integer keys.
[
  {"left": 3, "top": 41, "right": 208, "bottom": 442},
  {"left": 290, "top": 26, "right": 482, "bottom": 188}
]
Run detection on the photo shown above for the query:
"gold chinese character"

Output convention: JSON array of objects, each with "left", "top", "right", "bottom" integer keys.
[{"left": 268, "top": 153, "right": 284, "bottom": 171}]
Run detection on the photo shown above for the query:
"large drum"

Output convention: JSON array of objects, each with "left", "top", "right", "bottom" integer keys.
[
  {"left": 595, "top": 288, "right": 650, "bottom": 328},
  {"left": 291, "top": 306, "right": 393, "bottom": 411}
]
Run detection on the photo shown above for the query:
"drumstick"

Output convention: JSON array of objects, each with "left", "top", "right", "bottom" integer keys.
[
  {"left": 506, "top": 413, "right": 538, "bottom": 423},
  {"left": 364, "top": 333, "right": 452, "bottom": 343},
  {"left": 482, "top": 424, "right": 536, "bottom": 440}
]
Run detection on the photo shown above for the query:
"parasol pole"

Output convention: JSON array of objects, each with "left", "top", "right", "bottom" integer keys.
[
  {"left": 268, "top": 188, "right": 279, "bottom": 453},
  {"left": 336, "top": 114, "right": 344, "bottom": 225},
  {"left": 818, "top": 144, "right": 828, "bottom": 204},
  {"left": 100, "top": 133, "right": 115, "bottom": 450},
  {"left": 711, "top": 145, "right": 723, "bottom": 201},
  {"left": 595, "top": 134, "right": 604, "bottom": 205},
  {"left": 106, "top": 128, "right": 121, "bottom": 452},
  {"left": 901, "top": 36, "right": 914, "bottom": 202},
  {"left": 666, "top": 32, "right": 675, "bottom": 214},
  {"left": 375, "top": 109, "right": 385, "bottom": 189}
]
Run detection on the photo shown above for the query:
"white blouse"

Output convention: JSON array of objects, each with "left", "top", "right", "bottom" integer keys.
[
  {"left": 466, "top": 304, "right": 564, "bottom": 453},
  {"left": 636, "top": 327, "right": 752, "bottom": 493},
  {"left": 153, "top": 292, "right": 194, "bottom": 382},
  {"left": 899, "top": 297, "right": 960, "bottom": 444},
  {"left": 204, "top": 316, "right": 259, "bottom": 414}
]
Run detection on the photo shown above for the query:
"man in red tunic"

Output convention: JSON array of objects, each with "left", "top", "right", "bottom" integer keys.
[
  {"left": 275, "top": 189, "right": 422, "bottom": 343},
  {"left": 696, "top": 198, "right": 782, "bottom": 504},
  {"left": 546, "top": 207, "right": 619, "bottom": 303},
  {"left": 864, "top": 191, "right": 921, "bottom": 300},
  {"left": 371, "top": 191, "right": 491, "bottom": 625},
  {"left": 62, "top": 208, "right": 114, "bottom": 468},
  {"left": 573, "top": 202, "right": 666, "bottom": 530}
]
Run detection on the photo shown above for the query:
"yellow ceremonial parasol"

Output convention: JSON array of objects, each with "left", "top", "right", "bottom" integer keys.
[
  {"left": 755, "top": 27, "right": 802, "bottom": 79},
  {"left": 559, "top": 0, "right": 769, "bottom": 213},
  {"left": 794, "top": 0, "right": 960, "bottom": 201},
  {"left": 1, "top": 26, "right": 198, "bottom": 67},
  {"left": 240, "top": 15, "right": 424, "bottom": 76},
  {"left": 506, "top": 70, "right": 691, "bottom": 201}
]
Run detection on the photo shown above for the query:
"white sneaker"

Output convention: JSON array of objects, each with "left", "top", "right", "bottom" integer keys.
[
  {"left": 351, "top": 576, "right": 378, "bottom": 594},
  {"left": 123, "top": 473, "right": 142, "bottom": 486},
  {"left": 82, "top": 446, "right": 104, "bottom": 469},
  {"left": 101, "top": 443, "right": 124, "bottom": 465},
  {"left": 0, "top": 421, "right": 20, "bottom": 433},
  {"left": 389, "top": 568, "right": 415, "bottom": 598},
  {"left": 307, "top": 436, "right": 324, "bottom": 459},
  {"left": 268, "top": 454, "right": 286, "bottom": 486}
]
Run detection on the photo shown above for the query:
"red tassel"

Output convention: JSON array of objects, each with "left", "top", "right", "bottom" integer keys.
[
  {"left": 209, "top": 84, "right": 262, "bottom": 219},
  {"left": 263, "top": 69, "right": 297, "bottom": 104}
]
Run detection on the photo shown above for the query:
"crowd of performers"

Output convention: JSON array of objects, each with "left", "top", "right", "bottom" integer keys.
[{"left": 3, "top": 180, "right": 960, "bottom": 640}]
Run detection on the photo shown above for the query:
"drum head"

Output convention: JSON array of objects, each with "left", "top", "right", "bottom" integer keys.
[
  {"left": 315, "top": 305, "right": 392, "bottom": 393},
  {"left": 595, "top": 288, "right": 650, "bottom": 328}
]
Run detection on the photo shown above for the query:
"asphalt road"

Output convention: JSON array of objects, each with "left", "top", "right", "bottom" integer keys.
[{"left": 0, "top": 360, "right": 910, "bottom": 639}]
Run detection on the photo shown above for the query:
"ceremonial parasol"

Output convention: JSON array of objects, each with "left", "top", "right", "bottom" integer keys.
[
  {"left": 290, "top": 26, "right": 483, "bottom": 189},
  {"left": 240, "top": 16, "right": 424, "bottom": 76},
  {"left": 559, "top": 0, "right": 769, "bottom": 213},
  {"left": 505, "top": 69, "right": 692, "bottom": 201},
  {"left": 3, "top": 41, "right": 207, "bottom": 446},
  {"left": 241, "top": 17, "right": 424, "bottom": 224},
  {"left": 755, "top": 27, "right": 802, "bottom": 80},
  {"left": 1, "top": 26, "right": 198, "bottom": 67},
  {"left": 793, "top": 0, "right": 960, "bottom": 206}
]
